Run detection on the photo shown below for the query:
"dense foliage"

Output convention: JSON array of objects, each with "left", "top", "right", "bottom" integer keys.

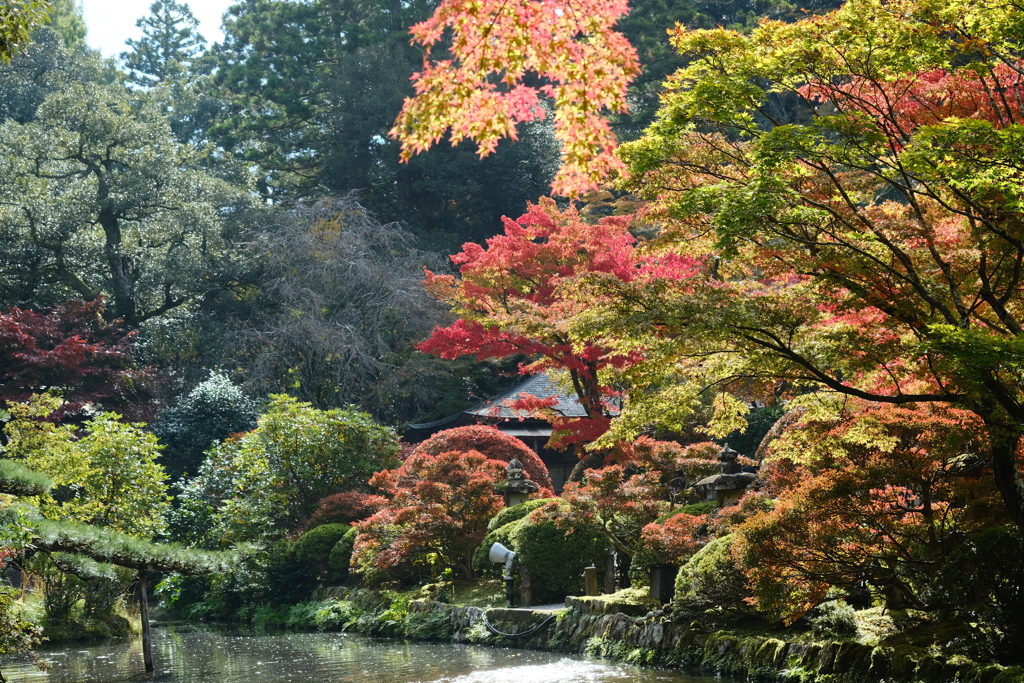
[
  {"left": 150, "top": 372, "right": 258, "bottom": 482},
  {"left": 353, "top": 451, "right": 507, "bottom": 580},
  {"left": 0, "top": 298, "right": 146, "bottom": 418},
  {"left": 478, "top": 499, "right": 611, "bottom": 603},
  {"left": 5, "top": 0, "right": 1024, "bottom": 670},
  {"left": 418, "top": 199, "right": 657, "bottom": 450},
  {"left": 413, "top": 426, "right": 554, "bottom": 492},
  {"left": 173, "top": 395, "right": 400, "bottom": 544}
]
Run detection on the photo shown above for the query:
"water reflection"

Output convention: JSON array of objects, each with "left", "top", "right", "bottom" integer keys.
[{"left": 3, "top": 627, "right": 716, "bottom": 683}]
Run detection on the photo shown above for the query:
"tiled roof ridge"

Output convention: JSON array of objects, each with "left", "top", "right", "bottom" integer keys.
[{"left": 466, "top": 371, "right": 589, "bottom": 419}]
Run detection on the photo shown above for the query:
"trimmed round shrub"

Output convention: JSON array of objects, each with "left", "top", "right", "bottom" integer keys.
[
  {"left": 474, "top": 515, "right": 523, "bottom": 576},
  {"left": 515, "top": 511, "right": 610, "bottom": 603},
  {"left": 328, "top": 526, "right": 358, "bottom": 584},
  {"left": 674, "top": 534, "right": 749, "bottom": 610},
  {"left": 488, "top": 498, "right": 556, "bottom": 532},
  {"left": 294, "top": 524, "right": 352, "bottom": 581},
  {"left": 263, "top": 540, "right": 318, "bottom": 606},
  {"left": 414, "top": 425, "right": 554, "bottom": 492},
  {"left": 475, "top": 501, "right": 611, "bottom": 604}
]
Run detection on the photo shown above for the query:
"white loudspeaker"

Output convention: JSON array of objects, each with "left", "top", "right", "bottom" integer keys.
[{"left": 488, "top": 542, "right": 515, "bottom": 565}]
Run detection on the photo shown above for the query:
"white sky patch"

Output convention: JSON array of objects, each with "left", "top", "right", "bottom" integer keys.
[{"left": 80, "top": 0, "right": 236, "bottom": 58}]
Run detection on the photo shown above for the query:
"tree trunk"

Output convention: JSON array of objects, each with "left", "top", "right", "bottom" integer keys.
[
  {"left": 99, "top": 210, "right": 135, "bottom": 324},
  {"left": 617, "top": 552, "right": 632, "bottom": 589},
  {"left": 986, "top": 419, "right": 1024, "bottom": 532},
  {"left": 459, "top": 555, "right": 474, "bottom": 580},
  {"left": 568, "top": 446, "right": 605, "bottom": 483},
  {"left": 137, "top": 570, "right": 154, "bottom": 673}
]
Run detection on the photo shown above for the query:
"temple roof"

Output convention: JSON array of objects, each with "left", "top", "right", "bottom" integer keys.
[
  {"left": 405, "top": 371, "right": 588, "bottom": 435},
  {"left": 465, "top": 371, "right": 589, "bottom": 420}
]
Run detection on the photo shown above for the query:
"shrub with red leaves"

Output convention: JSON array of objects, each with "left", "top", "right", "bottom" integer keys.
[
  {"left": 296, "top": 491, "right": 388, "bottom": 534},
  {"left": 0, "top": 298, "right": 149, "bottom": 418},
  {"left": 413, "top": 425, "right": 554, "bottom": 493},
  {"left": 352, "top": 450, "right": 506, "bottom": 581}
]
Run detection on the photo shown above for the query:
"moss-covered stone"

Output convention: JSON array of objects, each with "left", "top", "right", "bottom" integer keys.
[
  {"left": 243, "top": 585, "right": 1024, "bottom": 683},
  {"left": 752, "top": 638, "right": 788, "bottom": 669},
  {"left": 674, "top": 535, "right": 749, "bottom": 611}
]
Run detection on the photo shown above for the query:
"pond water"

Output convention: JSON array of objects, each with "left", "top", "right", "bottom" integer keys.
[{"left": 2, "top": 627, "right": 719, "bottom": 683}]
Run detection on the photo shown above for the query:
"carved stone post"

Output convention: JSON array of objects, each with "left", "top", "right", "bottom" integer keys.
[{"left": 584, "top": 566, "right": 599, "bottom": 596}]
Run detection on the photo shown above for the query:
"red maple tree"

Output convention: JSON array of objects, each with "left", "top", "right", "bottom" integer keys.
[
  {"left": 418, "top": 198, "right": 658, "bottom": 452},
  {"left": 389, "top": 0, "right": 639, "bottom": 197},
  {"left": 352, "top": 450, "right": 507, "bottom": 580},
  {"left": 558, "top": 439, "right": 722, "bottom": 557},
  {"left": 0, "top": 298, "right": 148, "bottom": 418}
]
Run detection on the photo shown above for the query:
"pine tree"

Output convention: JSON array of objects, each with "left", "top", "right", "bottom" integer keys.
[{"left": 121, "top": 0, "right": 206, "bottom": 87}]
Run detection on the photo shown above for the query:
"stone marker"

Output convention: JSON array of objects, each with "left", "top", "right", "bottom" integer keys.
[{"left": 584, "top": 565, "right": 599, "bottom": 596}]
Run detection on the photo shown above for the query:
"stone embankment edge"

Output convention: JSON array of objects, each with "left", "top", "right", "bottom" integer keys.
[{"left": 395, "top": 596, "right": 1024, "bottom": 683}]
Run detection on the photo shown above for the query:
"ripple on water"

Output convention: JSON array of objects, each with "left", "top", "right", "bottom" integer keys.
[
  {"left": 1, "top": 627, "right": 717, "bottom": 683},
  {"left": 433, "top": 658, "right": 689, "bottom": 683}
]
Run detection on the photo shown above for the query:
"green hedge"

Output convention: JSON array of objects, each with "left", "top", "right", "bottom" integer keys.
[
  {"left": 295, "top": 524, "right": 352, "bottom": 583},
  {"left": 475, "top": 500, "right": 610, "bottom": 604},
  {"left": 674, "top": 534, "right": 749, "bottom": 610}
]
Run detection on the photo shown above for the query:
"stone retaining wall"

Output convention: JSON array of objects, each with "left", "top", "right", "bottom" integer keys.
[{"left": 401, "top": 596, "right": 1024, "bottom": 683}]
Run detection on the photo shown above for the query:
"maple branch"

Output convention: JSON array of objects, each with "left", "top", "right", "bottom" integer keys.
[
  {"left": 730, "top": 324, "right": 960, "bottom": 405},
  {"left": 978, "top": 250, "right": 1024, "bottom": 336}
]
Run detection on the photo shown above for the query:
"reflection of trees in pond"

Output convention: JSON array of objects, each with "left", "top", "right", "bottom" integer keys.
[{"left": 15, "top": 629, "right": 718, "bottom": 682}]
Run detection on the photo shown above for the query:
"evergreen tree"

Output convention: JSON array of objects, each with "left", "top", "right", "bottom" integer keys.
[
  {"left": 151, "top": 373, "right": 257, "bottom": 482},
  {"left": 209, "top": 0, "right": 556, "bottom": 251},
  {"left": 45, "top": 0, "right": 86, "bottom": 50},
  {"left": 121, "top": 0, "right": 206, "bottom": 87},
  {"left": 0, "top": 79, "right": 247, "bottom": 324}
]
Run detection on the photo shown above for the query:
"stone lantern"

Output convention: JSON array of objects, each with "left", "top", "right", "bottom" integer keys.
[
  {"left": 493, "top": 458, "right": 539, "bottom": 507},
  {"left": 693, "top": 444, "right": 756, "bottom": 508}
]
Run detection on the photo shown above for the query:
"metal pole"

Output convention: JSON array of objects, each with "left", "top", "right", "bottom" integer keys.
[{"left": 504, "top": 573, "right": 515, "bottom": 608}]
